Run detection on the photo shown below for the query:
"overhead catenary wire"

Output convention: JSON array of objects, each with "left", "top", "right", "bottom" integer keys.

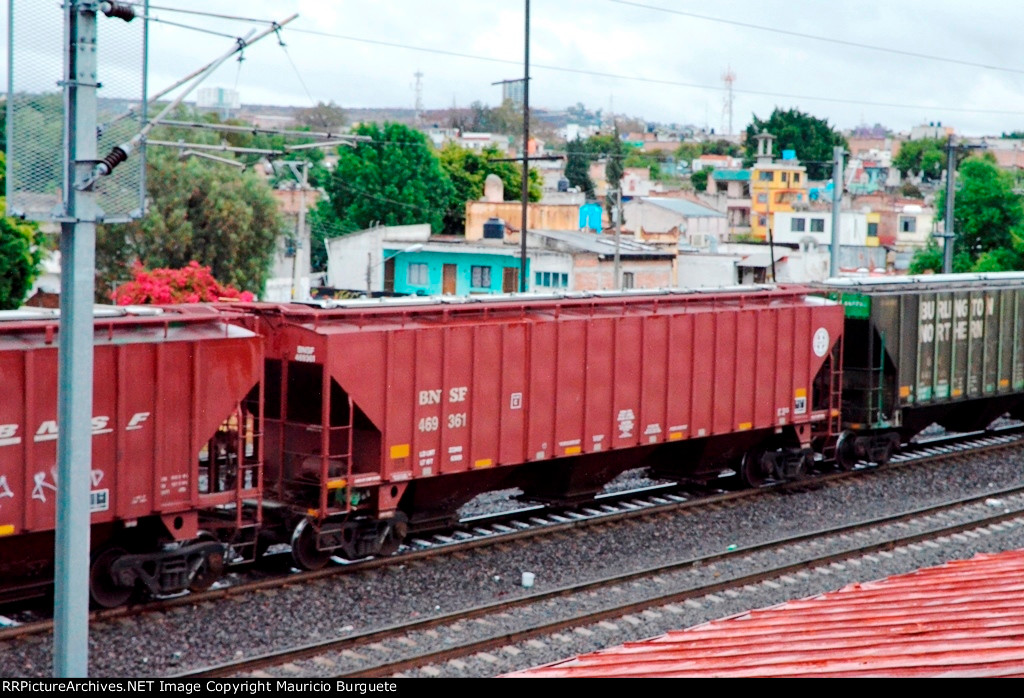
[
  {"left": 606, "top": 0, "right": 1024, "bottom": 77},
  {"left": 123, "top": 2, "right": 278, "bottom": 25},
  {"left": 285, "top": 26, "right": 1024, "bottom": 116}
]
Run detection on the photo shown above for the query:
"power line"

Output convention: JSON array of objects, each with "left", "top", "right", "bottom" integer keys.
[
  {"left": 284, "top": 26, "right": 1024, "bottom": 116},
  {"left": 125, "top": 2, "right": 277, "bottom": 25},
  {"left": 606, "top": 0, "right": 1024, "bottom": 77}
]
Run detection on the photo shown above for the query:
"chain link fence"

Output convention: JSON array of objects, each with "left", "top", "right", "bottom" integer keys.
[{"left": 6, "top": 0, "right": 146, "bottom": 222}]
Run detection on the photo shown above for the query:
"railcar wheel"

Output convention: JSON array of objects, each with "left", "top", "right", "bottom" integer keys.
[
  {"left": 378, "top": 513, "right": 409, "bottom": 557},
  {"left": 876, "top": 435, "right": 900, "bottom": 467},
  {"left": 291, "top": 518, "right": 331, "bottom": 571},
  {"left": 792, "top": 449, "right": 814, "bottom": 481},
  {"left": 89, "top": 547, "right": 134, "bottom": 609},
  {"left": 188, "top": 533, "right": 225, "bottom": 593},
  {"left": 740, "top": 448, "right": 769, "bottom": 488},
  {"left": 835, "top": 431, "right": 858, "bottom": 471}
]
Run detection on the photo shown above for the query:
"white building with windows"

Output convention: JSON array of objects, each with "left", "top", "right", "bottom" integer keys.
[{"left": 771, "top": 211, "right": 877, "bottom": 247}]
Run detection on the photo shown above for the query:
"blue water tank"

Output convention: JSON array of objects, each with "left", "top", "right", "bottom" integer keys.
[
  {"left": 579, "top": 202, "right": 603, "bottom": 233},
  {"left": 483, "top": 217, "right": 506, "bottom": 239},
  {"left": 782, "top": 149, "right": 796, "bottom": 161}
]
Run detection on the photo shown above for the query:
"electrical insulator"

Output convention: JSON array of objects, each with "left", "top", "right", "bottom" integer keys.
[
  {"left": 98, "top": 146, "right": 129, "bottom": 176},
  {"left": 101, "top": 1, "right": 136, "bottom": 22}
]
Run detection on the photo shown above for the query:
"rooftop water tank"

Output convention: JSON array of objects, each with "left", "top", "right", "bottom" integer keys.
[
  {"left": 483, "top": 217, "right": 506, "bottom": 239},
  {"left": 557, "top": 177, "right": 570, "bottom": 192}
]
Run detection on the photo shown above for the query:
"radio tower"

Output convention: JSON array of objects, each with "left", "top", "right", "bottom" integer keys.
[
  {"left": 413, "top": 70, "right": 424, "bottom": 123},
  {"left": 721, "top": 66, "right": 736, "bottom": 136}
]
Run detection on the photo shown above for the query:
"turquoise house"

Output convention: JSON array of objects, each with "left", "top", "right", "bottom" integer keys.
[{"left": 386, "top": 244, "right": 528, "bottom": 295}]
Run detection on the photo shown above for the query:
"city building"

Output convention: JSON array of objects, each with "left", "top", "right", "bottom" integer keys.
[
  {"left": 323, "top": 222, "right": 675, "bottom": 296},
  {"left": 703, "top": 169, "right": 751, "bottom": 235},
  {"left": 621, "top": 197, "right": 727, "bottom": 249},
  {"left": 749, "top": 132, "right": 809, "bottom": 241}
]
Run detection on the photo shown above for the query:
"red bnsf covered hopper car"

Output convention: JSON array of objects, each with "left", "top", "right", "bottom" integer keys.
[
  {"left": 237, "top": 287, "right": 845, "bottom": 569},
  {"left": 0, "top": 306, "right": 263, "bottom": 607}
]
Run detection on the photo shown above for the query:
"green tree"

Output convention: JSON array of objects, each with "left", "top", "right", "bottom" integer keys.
[
  {"left": 892, "top": 138, "right": 948, "bottom": 182},
  {"left": 565, "top": 136, "right": 595, "bottom": 199},
  {"left": 323, "top": 122, "right": 454, "bottom": 234},
  {"left": 0, "top": 153, "right": 45, "bottom": 309},
  {"left": 96, "top": 148, "right": 282, "bottom": 299},
  {"left": 935, "top": 156, "right": 1024, "bottom": 263},
  {"left": 744, "top": 108, "right": 847, "bottom": 180},
  {"left": 907, "top": 241, "right": 943, "bottom": 274},
  {"left": 691, "top": 167, "right": 712, "bottom": 192},
  {"left": 294, "top": 100, "right": 347, "bottom": 130},
  {"left": 437, "top": 143, "right": 540, "bottom": 235}
]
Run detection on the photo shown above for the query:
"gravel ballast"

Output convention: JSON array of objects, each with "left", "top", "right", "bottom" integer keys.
[{"left": 2, "top": 448, "right": 1023, "bottom": 677}]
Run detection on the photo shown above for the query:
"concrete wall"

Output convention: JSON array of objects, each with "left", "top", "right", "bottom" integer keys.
[
  {"left": 465, "top": 201, "right": 580, "bottom": 239},
  {"left": 325, "top": 230, "right": 382, "bottom": 293},
  {"left": 571, "top": 254, "right": 675, "bottom": 291},
  {"left": 622, "top": 200, "right": 728, "bottom": 246}
]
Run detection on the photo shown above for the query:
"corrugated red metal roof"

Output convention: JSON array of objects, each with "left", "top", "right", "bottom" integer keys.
[{"left": 508, "top": 550, "right": 1024, "bottom": 678}]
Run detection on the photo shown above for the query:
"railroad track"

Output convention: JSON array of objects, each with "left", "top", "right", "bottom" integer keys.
[
  {"left": 2, "top": 427, "right": 1022, "bottom": 641},
  {"left": 178, "top": 482, "right": 1024, "bottom": 679}
]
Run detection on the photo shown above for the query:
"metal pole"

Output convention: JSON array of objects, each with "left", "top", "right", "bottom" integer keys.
[
  {"left": 55, "top": 0, "right": 98, "bottom": 677},
  {"left": 613, "top": 188, "right": 621, "bottom": 289},
  {"left": 830, "top": 146, "right": 843, "bottom": 277},
  {"left": 519, "top": 0, "right": 529, "bottom": 292},
  {"left": 366, "top": 251, "right": 372, "bottom": 297},
  {"left": 767, "top": 221, "right": 777, "bottom": 283},
  {"left": 943, "top": 135, "right": 956, "bottom": 274},
  {"left": 292, "top": 163, "right": 309, "bottom": 300}
]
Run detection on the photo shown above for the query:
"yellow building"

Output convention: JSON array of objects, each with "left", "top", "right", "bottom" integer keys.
[{"left": 749, "top": 132, "right": 809, "bottom": 241}]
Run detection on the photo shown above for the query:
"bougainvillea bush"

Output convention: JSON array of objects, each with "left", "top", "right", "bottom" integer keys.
[{"left": 111, "top": 261, "right": 255, "bottom": 305}]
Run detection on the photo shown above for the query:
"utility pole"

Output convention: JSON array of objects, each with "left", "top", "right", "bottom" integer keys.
[
  {"left": 942, "top": 135, "right": 957, "bottom": 274},
  {"left": 288, "top": 161, "right": 310, "bottom": 300},
  {"left": 830, "top": 146, "right": 844, "bottom": 277},
  {"left": 519, "top": 0, "right": 530, "bottom": 292},
  {"left": 56, "top": 0, "right": 99, "bottom": 677},
  {"left": 612, "top": 188, "right": 622, "bottom": 289}
]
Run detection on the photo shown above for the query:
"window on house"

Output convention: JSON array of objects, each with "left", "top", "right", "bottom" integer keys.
[
  {"left": 759, "top": 216, "right": 767, "bottom": 226},
  {"left": 791, "top": 218, "right": 806, "bottom": 232},
  {"left": 781, "top": 172, "right": 789, "bottom": 183},
  {"left": 758, "top": 171, "right": 773, "bottom": 181},
  {"left": 535, "top": 272, "right": 542, "bottom": 286},
  {"left": 793, "top": 173, "right": 801, "bottom": 184},
  {"left": 471, "top": 265, "right": 491, "bottom": 288},
  {"left": 900, "top": 216, "right": 917, "bottom": 233},
  {"left": 622, "top": 272, "right": 635, "bottom": 289},
  {"left": 407, "top": 263, "right": 429, "bottom": 286},
  {"left": 756, "top": 193, "right": 767, "bottom": 203},
  {"left": 810, "top": 218, "right": 826, "bottom": 233},
  {"left": 535, "top": 272, "right": 570, "bottom": 288},
  {"left": 868, "top": 222, "right": 879, "bottom": 237}
]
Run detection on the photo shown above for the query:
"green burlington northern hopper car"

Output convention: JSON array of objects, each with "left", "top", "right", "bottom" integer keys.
[{"left": 819, "top": 272, "right": 1024, "bottom": 468}]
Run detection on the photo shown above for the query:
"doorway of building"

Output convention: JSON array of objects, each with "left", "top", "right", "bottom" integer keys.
[
  {"left": 442, "top": 264, "right": 457, "bottom": 295},
  {"left": 502, "top": 267, "right": 519, "bottom": 293},
  {"left": 383, "top": 258, "right": 396, "bottom": 293}
]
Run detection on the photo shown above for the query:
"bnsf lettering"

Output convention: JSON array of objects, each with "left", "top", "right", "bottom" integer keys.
[
  {"left": 0, "top": 424, "right": 20, "bottom": 447},
  {"left": 449, "top": 387, "right": 468, "bottom": 403},
  {"left": 419, "top": 389, "right": 442, "bottom": 405},
  {"left": 0, "top": 413, "right": 152, "bottom": 447},
  {"left": 126, "top": 412, "right": 151, "bottom": 430}
]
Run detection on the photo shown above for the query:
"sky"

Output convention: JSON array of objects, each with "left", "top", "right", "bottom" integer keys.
[{"left": 6, "top": 0, "right": 1024, "bottom": 137}]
